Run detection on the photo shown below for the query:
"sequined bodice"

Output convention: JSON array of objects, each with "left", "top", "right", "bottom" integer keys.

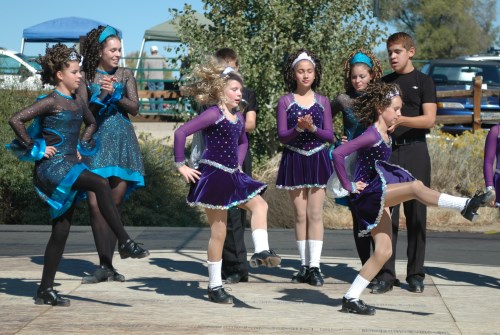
[
  {"left": 354, "top": 127, "right": 392, "bottom": 183},
  {"left": 286, "top": 101, "right": 325, "bottom": 150},
  {"left": 202, "top": 114, "right": 243, "bottom": 169},
  {"left": 41, "top": 109, "right": 83, "bottom": 156}
]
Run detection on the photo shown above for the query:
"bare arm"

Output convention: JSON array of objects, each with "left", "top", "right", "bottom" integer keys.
[
  {"left": 244, "top": 110, "right": 256, "bottom": 133},
  {"left": 389, "top": 102, "right": 436, "bottom": 132}
]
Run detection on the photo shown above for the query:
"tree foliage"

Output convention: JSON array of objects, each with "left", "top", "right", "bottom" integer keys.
[
  {"left": 171, "top": 0, "right": 386, "bottom": 161},
  {"left": 377, "top": 0, "right": 500, "bottom": 59}
]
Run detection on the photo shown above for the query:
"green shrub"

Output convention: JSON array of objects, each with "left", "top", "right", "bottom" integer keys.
[{"left": 0, "top": 89, "right": 205, "bottom": 227}]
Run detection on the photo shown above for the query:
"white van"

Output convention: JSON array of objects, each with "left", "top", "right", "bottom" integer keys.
[{"left": 0, "top": 48, "right": 43, "bottom": 90}]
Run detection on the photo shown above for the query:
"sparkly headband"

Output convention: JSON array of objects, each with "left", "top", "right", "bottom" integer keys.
[
  {"left": 98, "top": 26, "right": 120, "bottom": 43},
  {"left": 349, "top": 52, "right": 373, "bottom": 68},
  {"left": 292, "top": 52, "right": 315, "bottom": 68},
  {"left": 387, "top": 89, "right": 400, "bottom": 99},
  {"left": 68, "top": 51, "right": 80, "bottom": 61},
  {"left": 221, "top": 66, "right": 235, "bottom": 76}
]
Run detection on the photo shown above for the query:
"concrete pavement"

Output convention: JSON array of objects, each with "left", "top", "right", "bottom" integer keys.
[{"left": 0, "top": 226, "right": 499, "bottom": 334}]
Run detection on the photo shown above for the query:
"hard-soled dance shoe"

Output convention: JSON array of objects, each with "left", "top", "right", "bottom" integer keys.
[
  {"left": 461, "top": 190, "right": 494, "bottom": 222},
  {"left": 249, "top": 249, "right": 281, "bottom": 268},
  {"left": 34, "top": 287, "right": 70, "bottom": 307},
  {"left": 291, "top": 265, "right": 310, "bottom": 283},
  {"left": 119, "top": 239, "right": 150, "bottom": 259},
  {"left": 341, "top": 297, "right": 375, "bottom": 315},
  {"left": 81, "top": 265, "right": 126, "bottom": 284},
  {"left": 208, "top": 286, "right": 233, "bottom": 304},
  {"left": 308, "top": 267, "right": 324, "bottom": 286}
]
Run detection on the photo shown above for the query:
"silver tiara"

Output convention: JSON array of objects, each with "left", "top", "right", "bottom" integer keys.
[
  {"left": 387, "top": 89, "right": 400, "bottom": 99},
  {"left": 68, "top": 51, "right": 79, "bottom": 61}
]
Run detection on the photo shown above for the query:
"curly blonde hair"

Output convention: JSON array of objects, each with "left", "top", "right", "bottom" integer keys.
[
  {"left": 181, "top": 56, "right": 244, "bottom": 106},
  {"left": 353, "top": 82, "right": 402, "bottom": 128},
  {"left": 342, "top": 48, "right": 383, "bottom": 95}
]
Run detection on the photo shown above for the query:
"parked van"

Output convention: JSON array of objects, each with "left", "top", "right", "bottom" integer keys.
[{"left": 0, "top": 48, "right": 43, "bottom": 90}]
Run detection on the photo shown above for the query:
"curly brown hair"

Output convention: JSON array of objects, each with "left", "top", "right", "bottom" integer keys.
[
  {"left": 37, "top": 43, "right": 81, "bottom": 86},
  {"left": 342, "top": 48, "right": 383, "bottom": 95},
  {"left": 180, "top": 56, "right": 244, "bottom": 106},
  {"left": 81, "top": 25, "right": 120, "bottom": 82},
  {"left": 353, "top": 82, "right": 402, "bottom": 128},
  {"left": 283, "top": 49, "right": 322, "bottom": 92}
]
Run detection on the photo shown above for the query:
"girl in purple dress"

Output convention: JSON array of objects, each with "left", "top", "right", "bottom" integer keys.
[
  {"left": 484, "top": 123, "right": 499, "bottom": 207},
  {"left": 332, "top": 82, "right": 493, "bottom": 315},
  {"left": 174, "top": 58, "right": 281, "bottom": 304},
  {"left": 276, "top": 49, "right": 334, "bottom": 286}
]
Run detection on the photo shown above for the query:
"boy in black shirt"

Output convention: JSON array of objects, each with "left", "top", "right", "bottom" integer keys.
[{"left": 372, "top": 32, "right": 437, "bottom": 295}]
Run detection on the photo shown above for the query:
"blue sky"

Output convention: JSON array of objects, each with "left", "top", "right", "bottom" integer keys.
[{"left": 1, "top": 1, "right": 498, "bottom": 58}]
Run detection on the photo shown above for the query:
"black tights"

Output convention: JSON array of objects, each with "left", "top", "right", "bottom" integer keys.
[
  {"left": 87, "top": 177, "right": 128, "bottom": 268},
  {"left": 39, "top": 170, "right": 130, "bottom": 290}
]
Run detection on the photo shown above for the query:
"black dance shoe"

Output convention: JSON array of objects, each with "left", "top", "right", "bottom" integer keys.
[
  {"left": 308, "top": 267, "right": 324, "bottom": 286},
  {"left": 208, "top": 286, "right": 233, "bottom": 304},
  {"left": 461, "top": 190, "right": 494, "bottom": 222},
  {"left": 118, "top": 240, "right": 150, "bottom": 259},
  {"left": 407, "top": 276, "right": 424, "bottom": 293},
  {"left": 81, "top": 265, "right": 126, "bottom": 284},
  {"left": 34, "top": 287, "right": 70, "bottom": 307},
  {"left": 341, "top": 297, "right": 375, "bottom": 315},
  {"left": 249, "top": 249, "right": 281, "bottom": 268},
  {"left": 371, "top": 280, "right": 394, "bottom": 294},
  {"left": 225, "top": 272, "right": 249, "bottom": 284},
  {"left": 291, "top": 266, "right": 310, "bottom": 283}
]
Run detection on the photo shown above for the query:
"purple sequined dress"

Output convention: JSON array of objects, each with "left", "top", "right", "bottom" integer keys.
[
  {"left": 174, "top": 106, "right": 266, "bottom": 209},
  {"left": 276, "top": 93, "right": 334, "bottom": 189},
  {"left": 332, "top": 126, "right": 415, "bottom": 236},
  {"left": 484, "top": 124, "right": 500, "bottom": 206}
]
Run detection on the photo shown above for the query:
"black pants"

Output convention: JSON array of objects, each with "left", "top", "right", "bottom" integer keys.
[
  {"left": 222, "top": 152, "right": 251, "bottom": 277},
  {"left": 376, "top": 141, "right": 430, "bottom": 283}
]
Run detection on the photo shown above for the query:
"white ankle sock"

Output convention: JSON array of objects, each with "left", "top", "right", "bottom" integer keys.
[
  {"left": 207, "top": 259, "right": 222, "bottom": 289},
  {"left": 252, "top": 229, "right": 269, "bottom": 253},
  {"left": 344, "top": 274, "right": 370, "bottom": 300},
  {"left": 296, "top": 240, "right": 307, "bottom": 266},
  {"left": 308, "top": 240, "right": 323, "bottom": 269},
  {"left": 438, "top": 193, "right": 469, "bottom": 212}
]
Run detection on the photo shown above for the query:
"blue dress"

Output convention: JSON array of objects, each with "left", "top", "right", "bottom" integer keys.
[
  {"left": 276, "top": 93, "right": 334, "bottom": 189},
  {"left": 7, "top": 91, "right": 96, "bottom": 218},
  {"left": 174, "top": 106, "right": 266, "bottom": 209},
  {"left": 78, "top": 67, "right": 145, "bottom": 196},
  {"left": 332, "top": 126, "right": 415, "bottom": 236}
]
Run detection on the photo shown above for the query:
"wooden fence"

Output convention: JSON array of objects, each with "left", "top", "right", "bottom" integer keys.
[{"left": 436, "top": 76, "right": 500, "bottom": 131}]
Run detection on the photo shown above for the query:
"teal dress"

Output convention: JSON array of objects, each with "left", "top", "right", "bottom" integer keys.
[
  {"left": 7, "top": 91, "right": 97, "bottom": 218},
  {"left": 77, "top": 67, "right": 145, "bottom": 196}
]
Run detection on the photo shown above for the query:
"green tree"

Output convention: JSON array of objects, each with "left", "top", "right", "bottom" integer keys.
[
  {"left": 377, "top": 0, "right": 499, "bottom": 59},
  {"left": 171, "top": 0, "right": 386, "bottom": 160}
]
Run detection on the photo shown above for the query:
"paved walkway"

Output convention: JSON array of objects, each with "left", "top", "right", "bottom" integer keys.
[{"left": 1, "top": 226, "right": 499, "bottom": 334}]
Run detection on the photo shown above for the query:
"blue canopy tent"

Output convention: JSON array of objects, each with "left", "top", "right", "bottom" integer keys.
[{"left": 21, "top": 17, "right": 125, "bottom": 65}]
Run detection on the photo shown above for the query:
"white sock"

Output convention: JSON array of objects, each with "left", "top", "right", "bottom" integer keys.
[
  {"left": 344, "top": 274, "right": 370, "bottom": 300},
  {"left": 207, "top": 259, "right": 222, "bottom": 289},
  {"left": 296, "top": 240, "right": 307, "bottom": 266},
  {"left": 438, "top": 193, "right": 469, "bottom": 212},
  {"left": 308, "top": 240, "right": 323, "bottom": 269},
  {"left": 252, "top": 229, "right": 269, "bottom": 253}
]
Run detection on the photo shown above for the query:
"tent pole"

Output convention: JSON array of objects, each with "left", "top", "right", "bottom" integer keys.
[
  {"left": 135, "top": 39, "right": 146, "bottom": 77},
  {"left": 21, "top": 39, "right": 25, "bottom": 54},
  {"left": 120, "top": 39, "right": 126, "bottom": 67}
]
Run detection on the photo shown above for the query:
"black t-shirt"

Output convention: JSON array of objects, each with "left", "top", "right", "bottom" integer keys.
[
  {"left": 242, "top": 87, "right": 258, "bottom": 119},
  {"left": 382, "top": 69, "right": 436, "bottom": 139}
]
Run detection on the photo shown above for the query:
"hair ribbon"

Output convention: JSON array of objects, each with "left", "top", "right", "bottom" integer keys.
[
  {"left": 98, "top": 26, "right": 120, "bottom": 43},
  {"left": 349, "top": 52, "right": 373, "bottom": 68}
]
